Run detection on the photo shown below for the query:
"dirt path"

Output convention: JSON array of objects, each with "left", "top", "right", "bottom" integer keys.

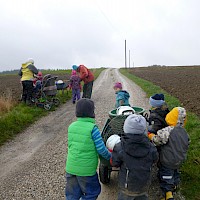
[{"left": 0, "top": 69, "right": 183, "bottom": 200}]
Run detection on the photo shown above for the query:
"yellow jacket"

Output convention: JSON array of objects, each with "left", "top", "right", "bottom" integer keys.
[{"left": 20, "top": 62, "right": 35, "bottom": 81}]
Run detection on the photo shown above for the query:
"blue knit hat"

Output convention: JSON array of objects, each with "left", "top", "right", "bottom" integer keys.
[
  {"left": 149, "top": 93, "right": 165, "bottom": 108},
  {"left": 72, "top": 65, "right": 79, "bottom": 70}
]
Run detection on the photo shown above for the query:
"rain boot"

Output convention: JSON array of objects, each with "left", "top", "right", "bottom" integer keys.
[{"left": 166, "top": 191, "right": 174, "bottom": 200}]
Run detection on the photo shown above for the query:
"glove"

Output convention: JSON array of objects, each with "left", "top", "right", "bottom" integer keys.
[{"left": 148, "top": 132, "right": 155, "bottom": 140}]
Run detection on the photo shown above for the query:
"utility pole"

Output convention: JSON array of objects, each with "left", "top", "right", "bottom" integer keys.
[
  {"left": 129, "top": 50, "right": 130, "bottom": 68},
  {"left": 125, "top": 40, "right": 127, "bottom": 68}
]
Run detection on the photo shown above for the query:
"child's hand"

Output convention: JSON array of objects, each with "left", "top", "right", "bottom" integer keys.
[
  {"left": 68, "top": 85, "right": 72, "bottom": 90},
  {"left": 147, "top": 132, "right": 155, "bottom": 140}
]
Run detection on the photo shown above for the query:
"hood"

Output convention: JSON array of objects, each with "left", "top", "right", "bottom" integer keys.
[
  {"left": 117, "top": 90, "right": 130, "bottom": 99},
  {"left": 151, "top": 106, "right": 169, "bottom": 119},
  {"left": 121, "top": 134, "right": 151, "bottom": 158},
  {"left": 22, "top": 63, "right": 31, "bottom": 69},
  {"left": 166, "top": 107, "right": 187, "bottom": 127}
]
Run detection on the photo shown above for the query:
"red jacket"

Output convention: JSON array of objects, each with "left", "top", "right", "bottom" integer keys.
[{"left": 77, "top": 65, "right": 94, "bottom": 84}]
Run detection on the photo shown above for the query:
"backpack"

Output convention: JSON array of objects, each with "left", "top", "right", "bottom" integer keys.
[{"left": 159, "top": 126, "right": 189, "bottom": 169}]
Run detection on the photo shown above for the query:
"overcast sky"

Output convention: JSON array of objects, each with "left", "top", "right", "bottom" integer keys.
[{"left": 0, "top": 0, "right": 200, "bottom": 71}]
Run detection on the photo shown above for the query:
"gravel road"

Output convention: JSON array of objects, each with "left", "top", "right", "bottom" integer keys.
[{"left": 0, "top": 69, "right": 184, "bottom": 200}]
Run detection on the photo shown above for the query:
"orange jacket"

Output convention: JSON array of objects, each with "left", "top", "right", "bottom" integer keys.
[{"left": 78, "top": 65, "right": 94, "bottom": 84}]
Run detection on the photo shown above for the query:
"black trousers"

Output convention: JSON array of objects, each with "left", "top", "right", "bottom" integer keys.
[
  {"left": 82, "top": 81, "right": 93, "bottom": 99},
  {"left": 22, "top": 80, "right": 34, "bottom": 103}
]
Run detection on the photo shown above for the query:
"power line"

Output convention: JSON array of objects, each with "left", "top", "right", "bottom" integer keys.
[{"left": 94, "top": 1, "right": 125, "bottom": 40}]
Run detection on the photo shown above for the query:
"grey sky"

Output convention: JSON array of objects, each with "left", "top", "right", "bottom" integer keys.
[{"left": 0, "top": 0, "right": 200, "bottom": 71}]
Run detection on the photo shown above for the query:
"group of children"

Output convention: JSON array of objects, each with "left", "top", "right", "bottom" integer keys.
[{"left": 65, "top": 80, "right": 190, "bottom": 200}]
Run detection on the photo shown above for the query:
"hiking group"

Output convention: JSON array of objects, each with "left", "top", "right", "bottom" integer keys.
[
  {"left": 18, "top": 59, "right": 95, "bottom": 105},
  {"left": 65, "top": 80, "right": 190, "bottom": 200},
  {"left": 18, "top": 61, "right": 189, "bottom": 200}
]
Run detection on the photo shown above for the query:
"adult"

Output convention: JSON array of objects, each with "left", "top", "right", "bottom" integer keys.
[
  {"left": 18, "top": 58, "right": 38, "bottom": 105},
  {"left": 72, "top": 64, "right": 94, "bottom": 99}
]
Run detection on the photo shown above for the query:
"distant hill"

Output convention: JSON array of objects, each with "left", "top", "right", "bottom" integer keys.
[{"left": 0, "top": 69, "right": 19, "bottom": 75}]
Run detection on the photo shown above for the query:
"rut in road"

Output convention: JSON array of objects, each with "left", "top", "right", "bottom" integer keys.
[{"left": 0, "top": 69, "right": 184, "bottom": 200}]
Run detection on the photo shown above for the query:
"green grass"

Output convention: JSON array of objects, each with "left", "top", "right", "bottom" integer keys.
[
  {"left": 0, "top": 104, "right": 48, "bottom": 145},
  {"left": 0, "top": 68, "right": 104, "bottom": 146},
  {"left": 120, "top": 68, "right": 200, "bottom": 200}
]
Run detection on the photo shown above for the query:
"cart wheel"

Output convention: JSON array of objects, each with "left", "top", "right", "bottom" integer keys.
[
  {"left": 44, "top": 103, "right": 51, "bottom": 110},
  {"left": 99, "top": 163, "right": 111, "bottom": 184},
  {"left": 53, "top": 98, "right": 60, "bottom": 106}
]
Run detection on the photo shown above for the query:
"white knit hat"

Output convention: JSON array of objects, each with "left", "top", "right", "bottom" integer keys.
[
  {"left": 26, "top": 58, "right": 34, "bottom": 64},
  {"left": 106, "top": 134, "right": 121, "bottom": 150}
]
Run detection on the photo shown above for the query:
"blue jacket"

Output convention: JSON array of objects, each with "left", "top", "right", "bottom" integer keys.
[{"left": 115, "top": 90, "right": 130, "bottom": 108}]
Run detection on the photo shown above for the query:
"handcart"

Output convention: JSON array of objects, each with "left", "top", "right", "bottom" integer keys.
[{"left": 99, "top": 106, "right": 146, "bottom": 184}]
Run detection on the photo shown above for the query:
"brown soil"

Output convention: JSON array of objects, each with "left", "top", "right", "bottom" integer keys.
[
  {"left": 0, "top": 74, "right": 70, "bottom": 102},
  {"left": 129, "top": 66, "right": 200, "bottom": 117}
]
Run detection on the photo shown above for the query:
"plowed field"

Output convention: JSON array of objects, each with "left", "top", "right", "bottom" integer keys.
[
  {"left": 129, "top": 66, "right": 200, "bottom": 117},
  {"left": 0, "top": 74, "right": 70, "bottom": 102}
]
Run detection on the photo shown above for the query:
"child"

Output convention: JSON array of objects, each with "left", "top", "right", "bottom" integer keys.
[
  {"left": 33, "top": 71, "right": 43, "bottom": 94},
  {"left": 69, "top": 70, "right": 81, "bottom": 104},
  {"left": 111, "top": 114, "right": 158, "bottom": 200},
  {"left": 114, "top": 82, "right": 130, "bottom": 108},
  {"left": 65, "top": 98, "right": 111, "bottom": 200},
  {"left": 149, "top": 107, "right": 189, "bottom": 200},
  {"left": 148, "top": 93, "right": 170, "bottom": 135}
]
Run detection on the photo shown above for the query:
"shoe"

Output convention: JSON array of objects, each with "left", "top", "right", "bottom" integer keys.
[
  {"left": 73, "top": 101, "right": 75, "bottom": 104},
  {"left": 166, "top": 191, "right": 174, "bottom": 200}
]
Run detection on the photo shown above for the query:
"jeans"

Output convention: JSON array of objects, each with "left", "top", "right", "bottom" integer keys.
[
  {"left": 82, "top": 81, "right": 93, "bottom": 99},
  {"left": 65, "top": 172, "right": 101, "bottom": 200},
  {"left": 158, "top": 164, "right": 180, "bottom": 192},
  {"left": 72, "top": 89, "right": 81, "bottom": 102}
]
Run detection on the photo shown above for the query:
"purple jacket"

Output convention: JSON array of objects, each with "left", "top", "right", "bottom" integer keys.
[{"left": 70, "top": 75, "right": 81, "bottom": 90}]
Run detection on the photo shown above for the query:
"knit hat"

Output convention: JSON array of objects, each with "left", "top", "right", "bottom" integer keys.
[
  {"left": 106, "top": 134, "right": 121, "bottom": 151},
  {"left": 149, "top": 93, "right": 165, "bottom": 108},
  {"left": 76, "top": 98, "right": 95, "bottom": 118},
  {"left": 71, "top": 70, "right": 77, "bottom": 75},
  {"left": 165, "top": 107, "right": 187, "bottom": 127},
  {"left": 37, "top": 71, "right": 42, "bottom": 77},
  {"left": 114, "top": 82, "right": 122, "bottom": 89},
  {"left": 72, "top": 65, "right": 79, "bottom": 70},
  {"left": 26, "top": 58, "right": 34, "bottom": 64},
  {"left": 123, "top": 114, "right": 147, "bottom": 134}
]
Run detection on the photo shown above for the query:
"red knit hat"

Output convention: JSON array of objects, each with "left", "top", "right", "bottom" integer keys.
[
  {"left": 114, "top": 82, "right": 122, "bottom": 89},
  {"left": 71, "top": 70, "right": 77, "bottom": 75}
]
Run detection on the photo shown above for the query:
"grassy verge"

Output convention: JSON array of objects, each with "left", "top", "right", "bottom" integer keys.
[
  {"left": 0, "top": 68, "right": 104, "bottom": 146},
  {"left": 120, "top": 68, "right": 200, "bottom": 199}
]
